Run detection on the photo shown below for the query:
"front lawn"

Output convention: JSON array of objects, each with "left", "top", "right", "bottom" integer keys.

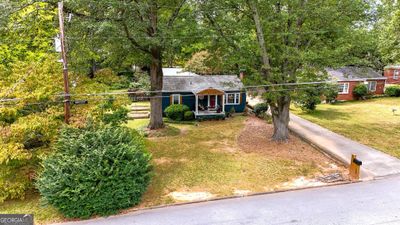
[
  {"left": 292, "top": 97, "right": 400, "bottom": 158},
  {"left": 1, "top": 116, "right": 344, "bottom": 224}
]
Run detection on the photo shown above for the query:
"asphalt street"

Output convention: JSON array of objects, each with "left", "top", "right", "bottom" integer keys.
[{"left": 58, "top": 175, "right": 400, "bottom": 225}]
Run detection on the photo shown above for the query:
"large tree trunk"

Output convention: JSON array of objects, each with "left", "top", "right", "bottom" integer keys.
[
  {"left": 270, "top": 95, "right": 291, "bottom": 141},
  {"left": 148, "top": 47, "right": 164, "bottom": 129}
]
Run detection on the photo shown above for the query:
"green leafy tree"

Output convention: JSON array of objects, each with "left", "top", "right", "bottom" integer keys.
[{"left": 202, "top": 0, "right": 371, "bottom": 141}]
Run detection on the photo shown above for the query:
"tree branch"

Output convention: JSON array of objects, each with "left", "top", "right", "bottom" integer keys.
[
  {"left": 167, "top": 0, "right": 186, "bottom": 28},
  {"left": 121, "top": 21, "right": 150, "bottom": 54}
]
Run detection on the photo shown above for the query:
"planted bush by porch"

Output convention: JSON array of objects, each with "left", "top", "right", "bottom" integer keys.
[
  {"left": 184, "top": 111, "right": 195, "bottom": 121},
  {"left": 164, "top": 104, "right": 190, "bottom": 121},
  {"left": 36, "top": 124, "right": 152, "bottom": 219}
]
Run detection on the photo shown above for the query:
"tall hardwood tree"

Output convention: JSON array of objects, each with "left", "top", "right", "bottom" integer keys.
[
  {"left": 203, "top": 0, "right": 369, "bottom": 141},
  {"left": 2, "top": 0, "right": 194, "bottom": 129}
]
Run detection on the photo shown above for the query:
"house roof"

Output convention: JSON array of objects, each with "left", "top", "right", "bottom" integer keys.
[
  {"left": 163, "top": 75, "right": 244, "bottom": 93},
  {"left": 326, "top": 66, "right": 386, "bottom": 81},
  {"left": 162, "top": 67, "right": 199, "bottom": 76},
  {"left": 384, "top": 65, "right": 400, "bottom": 70}
]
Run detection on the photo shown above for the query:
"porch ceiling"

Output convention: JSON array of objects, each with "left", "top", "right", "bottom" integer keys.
[{"left": 194, "top": 88, "right": 225, "bottom": 95}]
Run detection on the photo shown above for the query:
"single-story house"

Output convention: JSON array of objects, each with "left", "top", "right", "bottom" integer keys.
[
  {"left": 384, "top": 65, "right": 400, "bottom": 85},
  {"left": 162, "top": 69, "right": 246, "bottom": 119},
  {"left": 326, "top": 66, "right": 386, "bottom": 101}
]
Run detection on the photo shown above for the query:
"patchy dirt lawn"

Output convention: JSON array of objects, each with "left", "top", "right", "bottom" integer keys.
[{"left": 133, "top": 116, "right": 347, "bottom": 209}]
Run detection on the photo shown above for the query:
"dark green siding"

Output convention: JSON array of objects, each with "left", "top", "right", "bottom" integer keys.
[{"left": 162, "top": 91, "right": 246, "bottom": 115}]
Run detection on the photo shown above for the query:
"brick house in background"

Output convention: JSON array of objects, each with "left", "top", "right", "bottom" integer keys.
[
  {"left": 326, "top": 66, "right": 386, "bottom": 101},
  {"left": 384, "top": 65, "right": 400, "bottom": 85}
]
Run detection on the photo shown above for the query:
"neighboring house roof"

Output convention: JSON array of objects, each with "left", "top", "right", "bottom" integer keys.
[
  {"left": 326, "top": 66, "right": 386, "bottom": 81},
  {"left": 163, "top": 75, "right": 244, "bottom": 93},
  {"left": 162, "top": 67, "right": 199, "bottom": 76},
  {"left": 384, "top": 65, "right": 400, "bottom": 70}
]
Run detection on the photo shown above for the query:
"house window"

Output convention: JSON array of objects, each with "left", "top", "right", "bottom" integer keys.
[
  {"left": 368, "top": 81, "right": 377, "bottom": 92},
  {"left": 394, "top": 70, "right": 399, "bottom": 80},
  {"left": 171, "top": 94, "right": 181, "bottom": 104},
  {"left": 338, "top": 83, "right": 349, "bottom": 94},
  {"left": 226, "top": 93, "right": 240, "bottom": 105}
]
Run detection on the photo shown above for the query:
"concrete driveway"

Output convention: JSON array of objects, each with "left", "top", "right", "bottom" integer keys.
[
  {"left": 289, "top": 114, "right": 400, "bottom": 179},
  {"left": 57, "top": 175, "right": 400, "bottom": 225}
]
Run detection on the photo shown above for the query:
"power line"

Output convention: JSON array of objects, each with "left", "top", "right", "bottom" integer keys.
[
  {"left": 2, "top": 75, "right": 396, "bottom": 104},
  {"left": 0, "top": 85, "right": 340, "bottom": 108}
]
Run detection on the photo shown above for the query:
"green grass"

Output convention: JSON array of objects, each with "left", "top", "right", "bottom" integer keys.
[
  {"left": 0, "top": 193, "right": 63, "bottom": 225},
  {"left": 292, "top": 97, "right": 400, "bottom": 158}
]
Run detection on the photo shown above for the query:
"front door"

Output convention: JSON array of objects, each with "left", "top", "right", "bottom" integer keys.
[{"left": 209, "top": 95, "right": 216, "bottom": 108}]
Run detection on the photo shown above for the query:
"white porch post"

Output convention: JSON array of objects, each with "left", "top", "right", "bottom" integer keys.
[
  {"left": 195, "top": 94, "right": 199, "bottom": 116},
  {"left": 222, "top": 94, "right": 225, "bottom": 113}
]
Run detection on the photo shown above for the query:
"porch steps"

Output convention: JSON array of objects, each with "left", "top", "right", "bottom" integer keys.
[
  {"left": 128, "top": 112, "right": 150, "bottom": 119},
  {"left": 129, "top": 103, "right": 150, "bottom": 119},
  {"left": 131, "top": 106, "right": 150, "bottom": 111}
]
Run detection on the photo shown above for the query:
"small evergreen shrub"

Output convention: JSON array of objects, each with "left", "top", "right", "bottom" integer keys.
[
  {"left": 36, "top": 125, "right": 152, "bottom": 219},
  {"left": 385, "top": 86, "right": 400, "bottom": 97},
  {"left": 253, "top": 103, "right": 269, "bottom": 117},
  {"left": 184, "top": 111, "right": 194, "bottom": 121},
  {"left": 324, "top": 84, "right": 339, "bottom": 103},
  {"left": 164, "top": 104, "right": 190, "bottom": 121},
  {"left": 295, "top": 88, "right": 322, "bottom": 111},
  {"left": 353, "top": 84, "right": 369, "bottom": 100}
]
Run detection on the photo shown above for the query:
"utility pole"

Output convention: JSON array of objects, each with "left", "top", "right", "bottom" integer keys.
[{"left": 58, "top": 1, "right": 71, "bottom": 124}]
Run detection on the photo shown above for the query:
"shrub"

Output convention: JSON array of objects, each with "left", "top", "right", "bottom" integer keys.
[
  {"left": 94, "top": 97, "right": 129, "bottom": 126},
  {"left": 295, "top": 88, "right": 322, "bottom": 111},
  {"left": 353, "top": 84, "right": 369, "bottom": 100},
  {"left": 164, "top": 104, "right": 190, "bottom": 121},
  {"left": 184, "top": 111, "right": 194, "bottom": 121},
  {"left": 36, "top": 125, "right": 152, "bottom": 218},
  {"left": 0, "top": 113, "right": 60, "bottom": 203},
  {"left": 253, "top": 103, "right": 269, "bottom": 117},
  {"left": 385, "top": 86, "right": 400, "bottom": 97},
  {"left": 324, "top": 84, "right": 339, "bottom": 103}
]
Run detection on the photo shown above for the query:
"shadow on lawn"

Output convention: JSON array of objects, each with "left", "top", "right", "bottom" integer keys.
[{"left": 297, "top": 108, "right": 351, "bottom": 121}]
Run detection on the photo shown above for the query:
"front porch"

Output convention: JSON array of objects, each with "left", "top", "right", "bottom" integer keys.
[{"left": 194, "top": 88, "right": 225, "bottom": 119}]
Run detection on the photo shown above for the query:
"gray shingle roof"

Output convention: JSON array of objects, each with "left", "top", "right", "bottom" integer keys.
[
  {"left": 326, "top": 66, "right": 385, "bottom": 81},
  {"left": 384, "top": 65, "right": 400, "bottom": 70},
  {"left": 163, "top": 75, "right": 244, "bottom": 93}
]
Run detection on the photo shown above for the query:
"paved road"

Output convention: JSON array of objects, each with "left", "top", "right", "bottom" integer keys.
[
  {"left": 59, "top": 175, "right": 400, "bottom": 225},
  {"left": 289, "top": 114, "right": 400, "bottom": 179}
]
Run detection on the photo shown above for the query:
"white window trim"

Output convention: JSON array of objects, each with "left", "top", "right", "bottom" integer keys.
[
  {"left": 394, "top": 70, "right": 399, "bottom": 80},
  {"left": 225, "top": 93, "right": 241, "bottom": 105},
  {"left": 338, "top": 83, "right": 349, "bottom": 94},
  {"left": 368, "top": 81, "right": 377, "bottom": 92},
  {"left": 171, "top": 94, "right": 181, "bottom": 104}
]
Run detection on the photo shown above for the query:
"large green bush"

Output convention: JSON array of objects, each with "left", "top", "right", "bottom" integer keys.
[
  {"left": 385, "top": 86, "right": 400, "bottom": 97},
  {"left": 36, "top": 125, "right": 152, "bottom": 218},
  {"left": 353, "top": 84, "right": 368, "bottom": 100},
  {"left": 253, "top": 103, "right": 269, "bottom": 117},
  {"left": 164, "top": 104, "right": 190, "bottom": 121}
]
